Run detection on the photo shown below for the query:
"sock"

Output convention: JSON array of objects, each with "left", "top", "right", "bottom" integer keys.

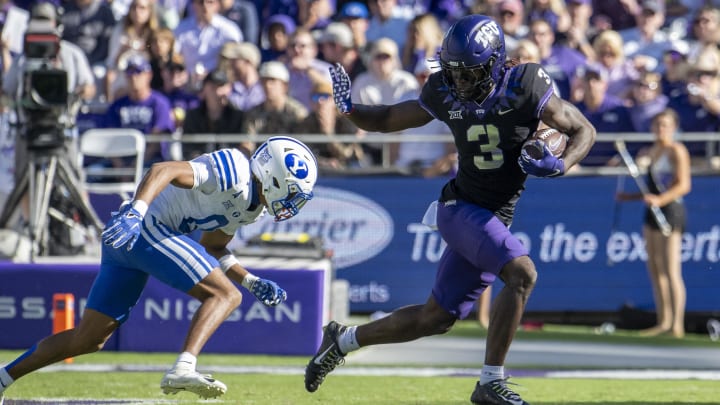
[
  {"left": 173, "top": 352, "right": 197, "bottom": 373},
  {"left": 480, "top": 365, "right": 504, "bottom": 385},
  {"left": 337, "top": 326, "right": 360, "bottom": 354},
  {"left": 0, "top": 367, "right": 14, "bottom": 391}
]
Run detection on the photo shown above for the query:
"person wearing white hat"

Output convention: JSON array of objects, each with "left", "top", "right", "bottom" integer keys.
[{"left": 243, "top": 61, "right": 308, "bottom": 153}]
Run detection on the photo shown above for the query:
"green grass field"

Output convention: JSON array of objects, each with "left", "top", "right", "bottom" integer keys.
[{"left": 2, "top": 322, "right": 719, "bottom": 404}]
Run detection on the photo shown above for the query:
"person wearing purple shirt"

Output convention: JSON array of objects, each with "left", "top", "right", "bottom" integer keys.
[
  {"left": 574, "top": 65, "right": 634, "bottom": 165},
  {"left": 629, "top": 71, "right": 668, "bottom": 133},
  {"left": 530, "top": 19, "right": 587, "bottom": 100},
  {"left": 104, "top": 55, "right": 175, "bottom": 166},
  {"left": 221, "top": 41, "right": 266, "bottom": 111}
]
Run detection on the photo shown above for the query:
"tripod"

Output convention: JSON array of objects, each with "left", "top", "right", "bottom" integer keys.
[{"left": 0, "top": 145, "right": 103, "bottom": 261}]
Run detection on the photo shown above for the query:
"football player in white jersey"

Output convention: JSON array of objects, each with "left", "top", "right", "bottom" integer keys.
[{"left": 0, "top": 136, "right": 318, "bottom": 401}]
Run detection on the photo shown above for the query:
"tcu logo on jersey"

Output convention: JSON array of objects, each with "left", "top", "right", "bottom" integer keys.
[
  {"left": 473, "top": 21, "right": 500, "bottom": 48},
  {"left": 284, "top": 153, "right": 309, "bottom": 179}
]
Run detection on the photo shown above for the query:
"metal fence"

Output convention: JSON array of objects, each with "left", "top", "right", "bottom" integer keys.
[{"left": 140, "top": 131, "right": 720, "bottom": 176}]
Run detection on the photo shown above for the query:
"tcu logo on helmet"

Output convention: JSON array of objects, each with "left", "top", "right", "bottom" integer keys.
[
  {"left": 285, "top": 153, "right": 309, "bottom": 179},
  {"left": 473, "top": 21, "right": 500, "bottom": 48}
]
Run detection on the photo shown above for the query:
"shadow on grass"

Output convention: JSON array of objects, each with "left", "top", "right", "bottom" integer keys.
[{"left": 395, "top": 402, "right": 716, "bottom": 405}]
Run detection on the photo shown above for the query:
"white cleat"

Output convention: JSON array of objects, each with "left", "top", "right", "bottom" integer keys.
[{"left": 160, "top": 369, "right": 227, "bottom": 399}]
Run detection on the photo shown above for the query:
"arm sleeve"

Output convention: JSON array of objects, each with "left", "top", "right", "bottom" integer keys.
[
  {"left": 512, "top": 63, "right": 554, "bottom": 119},
  {"left": 189, "top": 155, "right": 219, "bottom": 194}
]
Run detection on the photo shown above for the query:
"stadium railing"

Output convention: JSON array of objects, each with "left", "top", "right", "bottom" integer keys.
[{"left": 137, "top": 131, "right": 720, "bottom": 176}]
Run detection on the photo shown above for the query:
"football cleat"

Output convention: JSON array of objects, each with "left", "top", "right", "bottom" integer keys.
[
  {"left": 160, "top": 369, "right": 227, "bottom": 399},
  {"left": 470, "top": 378, "right": 530, "bottom": 405},
  {"left": 304, "top": 321, "right": 347, "bottom": 392}
]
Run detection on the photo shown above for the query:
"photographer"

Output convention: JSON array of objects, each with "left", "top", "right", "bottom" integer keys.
[{"left": 1, "top": 1, "right": 96, "bottom": 224}]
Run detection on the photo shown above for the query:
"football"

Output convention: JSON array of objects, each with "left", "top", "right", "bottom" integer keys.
[{"left": 522, "top": 128, "right": 568, "bottom": 159}]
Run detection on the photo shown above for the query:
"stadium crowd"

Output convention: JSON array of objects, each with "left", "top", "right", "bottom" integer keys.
[{"left": 0, "top": 0, "right": 719, "bottom": 191}]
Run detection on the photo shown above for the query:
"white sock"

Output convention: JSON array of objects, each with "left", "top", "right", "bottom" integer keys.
[
  {"left": 480, "top": 365, "right": 504, "bottom": 385},
  {"left": 337, "top": 326, "right": 360, "bottom": 354},
  {"left": 173, "top": 352, "right": 197, "bottom": 373},
  {"left": 0, "top": 367, "right": 14, "bottom": 391}
]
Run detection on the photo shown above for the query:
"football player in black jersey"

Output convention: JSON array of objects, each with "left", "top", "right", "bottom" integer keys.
[{"left": 305, "top": 14, "right": 596, "bottom": 405}]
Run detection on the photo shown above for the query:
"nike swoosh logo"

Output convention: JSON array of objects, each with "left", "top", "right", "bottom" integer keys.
[
  {"left": 313, "top": 344, "right": 337, "bottom": 365},
  {"left": 498, "top": 108, "right": 514, "bottom": 115}
]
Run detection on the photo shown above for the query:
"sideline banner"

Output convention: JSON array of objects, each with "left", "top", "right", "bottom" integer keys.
[
  {"left": 88, "top": 176, "right": 720, "bottom": 315},
  {"left": 0, "top": 263, "right": 326, "bottom": 354},
  {"left": 236, "top": 176, "right": 720, "bottom": 314}
]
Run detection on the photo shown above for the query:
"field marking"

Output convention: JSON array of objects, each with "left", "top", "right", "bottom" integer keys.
[{"left": 34, "top": 364, "right": 720, "bottom": 380}]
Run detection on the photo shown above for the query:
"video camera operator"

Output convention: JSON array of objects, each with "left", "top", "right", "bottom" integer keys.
[{"left": 1, "top": 1, "right": 96, "bottom": 224}]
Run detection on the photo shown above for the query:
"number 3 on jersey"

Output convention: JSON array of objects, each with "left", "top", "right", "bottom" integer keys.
[{"left": 467, "top": 124, "right": 503, "bottom": 169}]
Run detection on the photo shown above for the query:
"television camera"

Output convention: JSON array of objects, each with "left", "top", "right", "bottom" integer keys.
[{"left": 0, "top": 19, "right": 102, "bottom": 260}]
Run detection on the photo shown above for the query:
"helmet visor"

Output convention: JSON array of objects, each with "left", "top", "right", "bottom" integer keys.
[
  {"left": 441, "top": 60, "right": 495, "bottom": 101},
  {"left": 270, "top": 183, "right": 314, "bottom": 222}
]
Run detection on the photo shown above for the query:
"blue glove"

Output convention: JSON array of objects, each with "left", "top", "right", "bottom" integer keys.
[
  {"left": 249, "top": 278, "right": 287, "bottom": 306},
  {"left": 518, "top": 140, "right": 565, "bottom": 177},
  {"left": 329, "top": 63, "right": 353, "bottom": 114},
  {"left": 102, "top": 203, "right": 144, "bottom": 250}
]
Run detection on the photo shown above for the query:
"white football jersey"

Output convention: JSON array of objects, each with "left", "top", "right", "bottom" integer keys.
[{"left": 147, "top": 149, "right": 266, "bottom": 235}]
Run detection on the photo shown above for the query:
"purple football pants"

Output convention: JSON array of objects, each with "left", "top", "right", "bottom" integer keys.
[{"left": 432, "top": 199, "right": 529, "bottom": 319}]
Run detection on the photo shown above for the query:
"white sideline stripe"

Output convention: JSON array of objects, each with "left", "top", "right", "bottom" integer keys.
[
  {"left": 547, "top": 369, "right": 720, "bottom": 380},
  {"left": 35, "top": 364, "right": 720, "bottom": 380}
]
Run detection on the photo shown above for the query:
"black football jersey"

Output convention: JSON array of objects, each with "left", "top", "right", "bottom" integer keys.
[{"left": 419, "top": 63, "right": 554, "bottom": 225}]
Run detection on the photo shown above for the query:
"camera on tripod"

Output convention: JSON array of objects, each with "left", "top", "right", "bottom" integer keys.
[{"left": 20, "top": 19, "right": 69, "bottom": 151}]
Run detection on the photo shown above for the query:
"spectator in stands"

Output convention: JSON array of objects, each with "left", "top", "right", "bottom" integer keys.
[
  {"left": 661, "top": 48, "right": 689, "bottom": 99},
  {"left": 298, "top": 73, "right": 363, "bottom": 170},
  {"left": 561, "top": 0, "right": 597, "bottom": 60},
  {"left": 589, "top": 30, "right": 639, "bottom": 101},
  {"left": 366, "top": 0, "right": 411, "bottom": 51},
  {"left": 219, "top": 41, "right": 265, "bottom": 112},
  {"left": 668, "top": 48, "right": 720, "bottom": 158},
  {"left": 281, "top": 27, "right": 333, "bottom": 107},
  {"left": 105, "top": 0, "right": 159, "bottom": 102},
  {"left": 574, "top": 64, "right": 634, "bottom": 165},
  {"left": 160, "top": 53, "right": 200, "bottom": 129},
  {"left": 616, "top": 108, "right": 691, "bottom": 339},
  {"left": 174, "top": 0, "right": 242, "bottom": 89},
  {"left": 104, "top": 54, "right": 175, "bottom": 166},
  {"left": 529, "top": 19, "right": 587, "bottom": 100},
  {"left": 337, "top": 1, "right": 370, "bottom": 49},
  {"left": 182, "top": 68, "right": 246, "bottom": 159},
  {"left": 148, "top": 28, "right": 175, "bottom": 92},
  {"left": 318, "top": 22, "right": 366, "bottom": 81},
  {"left": 260, "top": 14, "right": 296, "bottom": 63},
  {"left": 686, "top": 6, "right": 720, "bottom": 63},
  {"left": 244, "top": 61, "right": 308, "bottom": 144},
  {"left": 401, "top": 13, "right": 443, "bottom": 74},
  {"left": 509, "top": 39, "right": 541, "bottom": 64},
  {"left": 60, "top": 0, "right": 116, "bottom": 67},
  {"left": 628, "top": 71, "right": 668, "bottom": 132},
  {"left": 619, "top": 0, "right": 675, "bottom": 73},
  {"left": 493, "top": 0, "right": 527, "bottom": 53},
  {"left": 526, "top": 0, "right": 571, "bottom": 33},
  {"left": 351, "top": 37, "right": 418, "bottom": 165},
  {"left": 297, "top": 0, "right": 334, "bottom": 31},
  {"left": 393, "top": 59, "right": 456, "bottom": 177},
  {"left": 592, "top": 0, "right": 640, "bottom": 31},
  {"left": 0, "top": 0, "right": 13, "bottom": 75},
  {"left": 220, "top": 0, "right": 259, "bottom": 45}
]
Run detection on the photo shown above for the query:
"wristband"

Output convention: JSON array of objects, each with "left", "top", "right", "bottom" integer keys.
[
  {"left": 241, "top": 273, "right": 259, "bottom": 289},
  {"left": 219, "top": 254, "right": 240, "bottom": 273},
  {"left": 131, "top": 200, "right": 149, "bottom": 217}
]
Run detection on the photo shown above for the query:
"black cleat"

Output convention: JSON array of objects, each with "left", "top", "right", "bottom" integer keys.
[
  {"left": 470, "top": 378, "right": 530, "bottom": 405},
  {"left": 304, "top": 321, "right": 347, "bottom": 392}
]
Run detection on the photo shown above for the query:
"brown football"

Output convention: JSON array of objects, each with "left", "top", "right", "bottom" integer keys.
[{"left": 522, "top": 128, "right": 568, "bottom": 159}]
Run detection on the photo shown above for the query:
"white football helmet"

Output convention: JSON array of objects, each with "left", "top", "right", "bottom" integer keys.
[{"left": 250, "top": 136, "right": 318, "bottom": 221}]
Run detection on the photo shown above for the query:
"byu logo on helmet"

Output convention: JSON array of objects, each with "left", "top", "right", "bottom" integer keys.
[{"left": 285, "top": 153, "right": 309, "bottom": 179}]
